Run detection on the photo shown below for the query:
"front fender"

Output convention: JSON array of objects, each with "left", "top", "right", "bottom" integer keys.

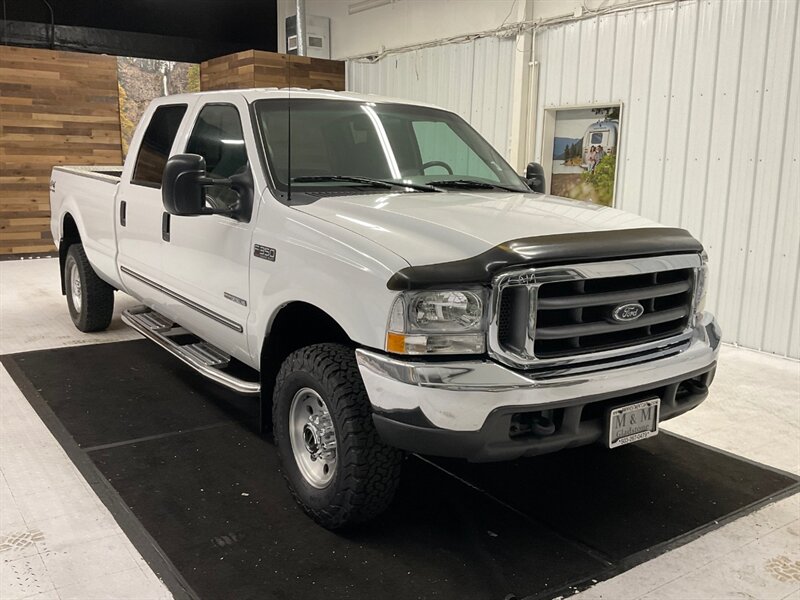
[{"left": 246, "top": 209, "right": 409, "bottom": 361}]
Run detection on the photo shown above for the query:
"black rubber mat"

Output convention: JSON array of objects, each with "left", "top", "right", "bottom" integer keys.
[{"left": 4, "top": 340, "right": 798, "bottom": 600}]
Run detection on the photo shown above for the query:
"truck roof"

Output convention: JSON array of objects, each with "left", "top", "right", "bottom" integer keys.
[{"left": 157, "top": 88, "right": 443, "bottom": 110}]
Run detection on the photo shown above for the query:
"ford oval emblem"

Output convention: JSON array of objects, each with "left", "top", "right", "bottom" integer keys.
[{"left": 612, "top": 302, "right": 645, "bottom": 322}]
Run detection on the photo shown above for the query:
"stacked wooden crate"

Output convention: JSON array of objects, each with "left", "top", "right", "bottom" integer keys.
[
  {"left": 201, "top": 50, "right": 345, "bottom": 91},
  {"left": 0, "top": 46, "right": 123, "bottom": 256}
]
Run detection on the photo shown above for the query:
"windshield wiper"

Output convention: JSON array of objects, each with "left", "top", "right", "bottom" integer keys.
[
  {"left": 291, "top": 175, "right": 439, "bottom": 192},
  {"left": 427, "top": 179, "right": 524, "bottom": 193}
]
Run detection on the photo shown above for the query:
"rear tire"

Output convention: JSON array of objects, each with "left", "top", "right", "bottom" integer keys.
[
  {"left": 64, "top": 243, "right": 114, "bottom": 332},
  {"left": 273, "top": 343, "right": 403, "bottom": 529}
]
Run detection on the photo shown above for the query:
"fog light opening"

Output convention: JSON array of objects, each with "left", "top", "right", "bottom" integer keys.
[
  {"left": 510, "top": 410, "right": 557, "bottom": 439},
  {"left": 676, "top": 375, "right": 710, "bottom": 403}
]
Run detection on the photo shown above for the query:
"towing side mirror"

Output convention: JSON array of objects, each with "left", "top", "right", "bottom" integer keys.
[
  {"left": 162, "top": 154, "right": 253, "bottom": 221},
  {"left": 525, "top": 162, "right": 546, "bottom": 193},
  {"left": 162, "top": 154, "right": 207, "bottom": 216}
]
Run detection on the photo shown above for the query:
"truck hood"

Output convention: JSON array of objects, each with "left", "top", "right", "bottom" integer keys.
[{"left": 293, "top": 191, "right": 664, "bottom": 267}]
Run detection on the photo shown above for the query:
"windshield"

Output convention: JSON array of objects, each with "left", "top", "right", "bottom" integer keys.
[{"left": 253, "top": 99, "right": 529, "bottom": 194}]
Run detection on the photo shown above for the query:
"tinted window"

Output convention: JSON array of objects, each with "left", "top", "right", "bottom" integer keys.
[
  {"left": 412, "top": 121, "right": 498, "bottom": 181},
  {"left": 131, "top": 105, "right": 187, "bottom": 187},
  {"left": 186, "top": 104, "right": 248, "bottom": 210},
  {"left": 254, "top": 99, "right": 527, "bottom": 193}
]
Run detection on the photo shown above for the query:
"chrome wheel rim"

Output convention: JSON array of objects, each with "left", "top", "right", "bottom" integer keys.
[
  {"left": 69, "top": 262, "right": 82, "bottom": 312},
  {"left": 288, "top": 387, "right": 337, "bottom": 489}
]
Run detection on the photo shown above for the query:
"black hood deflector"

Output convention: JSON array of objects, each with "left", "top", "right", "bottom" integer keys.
[{"left": 386, "top": 227, "right": 703, "bottom": 291}]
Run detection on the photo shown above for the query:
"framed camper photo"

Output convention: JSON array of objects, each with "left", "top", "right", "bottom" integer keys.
[{"left": 542, "top": 104, "right": 622, "bottom": 207}]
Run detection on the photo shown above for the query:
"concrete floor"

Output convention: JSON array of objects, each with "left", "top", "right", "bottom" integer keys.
[{"left": 1, "top": 258, "right": 798, "bottom": 599}]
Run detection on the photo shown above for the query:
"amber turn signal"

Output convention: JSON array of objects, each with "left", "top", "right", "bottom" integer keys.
[{"left": 386, "top": 332, "right": 406, "bottom": 354}]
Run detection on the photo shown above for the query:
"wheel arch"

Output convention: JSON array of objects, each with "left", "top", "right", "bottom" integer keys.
[
  {"left": 259, "top": 301, "right": 353, "bottom": 425},
  {"left": 58, "top": 212, "right": 82, "bottom": 295}
]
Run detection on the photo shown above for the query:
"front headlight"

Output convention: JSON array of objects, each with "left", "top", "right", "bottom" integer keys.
[
  {"left": 694, "top": 251, "right": 709, "bottom": 319},
  {"left": 386, "top": 290, "right": 487, "bottom": 355}
]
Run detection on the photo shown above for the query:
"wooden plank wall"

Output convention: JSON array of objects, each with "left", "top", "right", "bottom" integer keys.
[
  {"left": 0, "top": 46, "right": 342, "bottom": 256},
  {"left": 201, "top": 50, "right": 345, "bottom": 92},
  {"left": 0, "top": 46, "right": 122, "bottom": 256}
]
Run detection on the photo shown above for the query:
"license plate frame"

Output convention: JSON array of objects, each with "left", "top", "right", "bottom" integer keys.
[{"left": 606, "top": 397, "right": 661, "bottom": 448}]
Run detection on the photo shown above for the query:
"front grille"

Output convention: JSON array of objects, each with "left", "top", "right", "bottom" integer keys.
[
  {"left": 534, "top": 268, "right": 693, "bottom": 357},
  {"left": 493, "top": 255, "right": 699, "bottom": 367}
]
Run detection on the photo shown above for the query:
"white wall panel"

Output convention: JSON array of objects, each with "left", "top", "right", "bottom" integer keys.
[
  {"left": 347, "top": 36, "right": 517, "bottom": 157},
  {"left": 576, "top": 18, "right": 599, "bottom": 103},
  {"left": 535, "top": 0, "right": 800, "bottom": 358},
  {"left": 716, "top": 0, "right": 772, "bottom": 354},
  {"left": 593, "top": 13, "right": 618, "bottom": 101},
  {"left": 660, "top": 1, "right": 699, "bottom": 227},
  {"left": 278, "top": 0, "right": 525, "bottom": 59},
  {"left": 745, "top": 0, "right": 800, "bottom": 356}
]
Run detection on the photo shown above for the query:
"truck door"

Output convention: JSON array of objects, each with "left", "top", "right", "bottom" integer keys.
[
  {"left": 160, "top": 99, "right": 257, "bottom": 363},
  {"left": 116, "top": 103, "right": 188, "bottom": 307}
]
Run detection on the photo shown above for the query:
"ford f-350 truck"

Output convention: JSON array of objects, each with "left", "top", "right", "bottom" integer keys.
[{"left": 50, "top": 89, "right": 720, "bottom": 529}]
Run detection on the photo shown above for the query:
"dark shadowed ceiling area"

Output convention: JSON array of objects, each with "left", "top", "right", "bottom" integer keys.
[{"left": 1, "top": 0, "right": 278, "bottom": 62}]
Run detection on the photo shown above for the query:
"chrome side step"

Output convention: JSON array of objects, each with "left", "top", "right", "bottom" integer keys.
[
  {"left": 121, "top": 306, "right": 260, "bottom": 396},
  {"left": 181, "top": 342, "right": 230, "bottom": 368},
  {"left": 134, "top": 310, "right": 174, "bottom": 333}
]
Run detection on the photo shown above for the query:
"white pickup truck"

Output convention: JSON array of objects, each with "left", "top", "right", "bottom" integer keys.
[{"left": 50, "top": 89, "right": 721, "bottom": 529}]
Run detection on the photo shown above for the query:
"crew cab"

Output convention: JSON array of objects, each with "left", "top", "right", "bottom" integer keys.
[{"left": 50, "top": 89, "right": 721, "bottom": 529}]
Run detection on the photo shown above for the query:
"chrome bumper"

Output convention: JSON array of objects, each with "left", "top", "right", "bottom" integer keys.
[{"left": 356, "top": 312, "right": 721, "bottom": 433}]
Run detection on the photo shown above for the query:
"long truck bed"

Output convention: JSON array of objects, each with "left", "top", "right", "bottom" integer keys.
[
  {"left": 52, "top": 165, "right": 123, "bottom": 183},
  {"left": 50, "top": 165, "right": 125, "bottom": 290}
]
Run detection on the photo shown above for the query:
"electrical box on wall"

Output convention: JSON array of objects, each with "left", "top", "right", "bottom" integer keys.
[{"left": 285, "top": 15, "right": 331, "bottom": 59}]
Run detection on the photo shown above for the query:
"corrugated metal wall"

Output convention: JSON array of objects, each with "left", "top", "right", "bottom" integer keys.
[
  {"left": 534, "top": 0, "right": 799, "bottom": 358},
  {"left": 347, "top": 0, "right": 799, "bottom": 359},
  {"left": 347, "top": 36, "right": 517, "bottom": 157}
]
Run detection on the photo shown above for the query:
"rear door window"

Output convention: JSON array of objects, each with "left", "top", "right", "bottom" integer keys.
[{"left": 131, "top": 104, "right": 187, "bottom": 188}]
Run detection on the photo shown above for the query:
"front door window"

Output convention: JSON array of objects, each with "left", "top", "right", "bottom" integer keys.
[{"left": 185, "top": 104, "right": 248, "bottom": 211}]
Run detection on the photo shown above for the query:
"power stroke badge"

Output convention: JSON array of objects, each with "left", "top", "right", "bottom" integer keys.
[
  {"left": 224, "top": 292, "right": 247, "bottom": 307},
  {"left": 253, "top": 244, "right": 276, "bottom": 262}
]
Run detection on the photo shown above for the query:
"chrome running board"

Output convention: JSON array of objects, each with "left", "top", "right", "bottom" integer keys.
[{"left": 121, "top": 306, "right": 260, "bottom": 396}]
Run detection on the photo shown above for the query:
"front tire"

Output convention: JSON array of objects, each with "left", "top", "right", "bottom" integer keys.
[
  {"left": 273, "top": 343, "right": 403, "bottom": 529},
  {"left": 64, "top": 243, "right": 114, "bottom": 332}
]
